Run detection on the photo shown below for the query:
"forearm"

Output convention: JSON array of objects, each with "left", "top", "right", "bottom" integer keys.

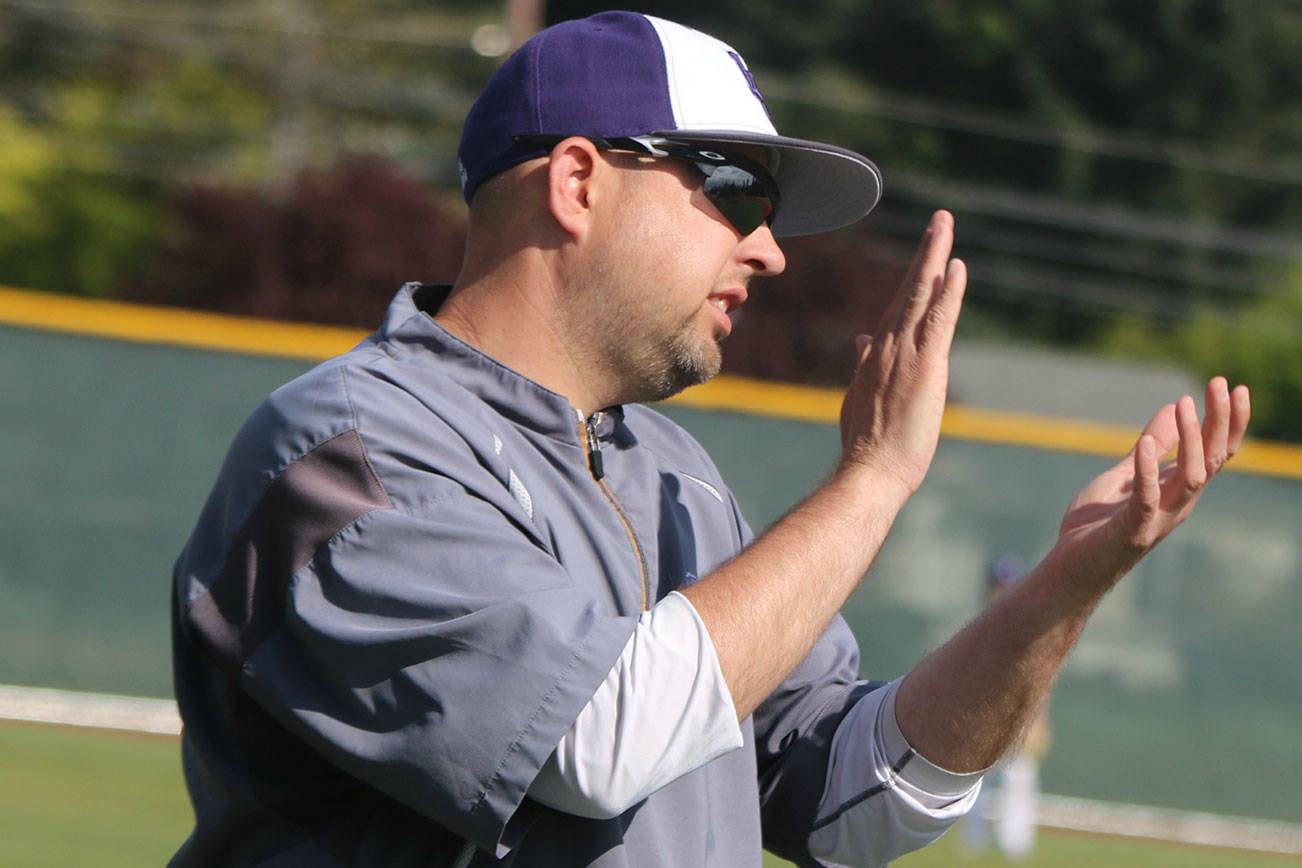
[
  {"left": 893, "top": 542, "right": 1120, "bottom": 772},
  {"left": 681, "top": 463, "right": 910, "bottom": 720}
]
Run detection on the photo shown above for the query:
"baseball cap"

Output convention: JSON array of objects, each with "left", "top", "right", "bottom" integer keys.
[{"left": 457, "top": 11, "right": 882, "bottom": 237}]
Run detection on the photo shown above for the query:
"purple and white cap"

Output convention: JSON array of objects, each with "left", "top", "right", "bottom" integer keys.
[{"left": 457, "top": 11, "right": 882, "bottom": 237}]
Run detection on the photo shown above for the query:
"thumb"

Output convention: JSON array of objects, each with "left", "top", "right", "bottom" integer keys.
[{"left": 1129, "top": 434, "right": 1161, "bottom": 533}]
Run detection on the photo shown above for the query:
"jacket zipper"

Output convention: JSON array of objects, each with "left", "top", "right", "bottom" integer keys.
[
  {"left": 579, "top": 410, "right": 650, "bottom": 611},
  {"left": 583, "top": 414, "right": 605, "bottom": 480}
]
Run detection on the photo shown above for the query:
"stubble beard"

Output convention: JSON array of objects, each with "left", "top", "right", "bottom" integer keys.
[
  {"left": 648, "top": 325, "right": 722, "bottom": 401},
  {"left": 575, "top": 226, "right": 727, "bottom": 405},
  {"left": 611, "top": 310, "right": 723, "bottom": 405}
]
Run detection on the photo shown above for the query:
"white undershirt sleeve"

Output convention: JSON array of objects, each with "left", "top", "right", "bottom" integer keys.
[
  {"left": 526, "top": 590, "right": 745, "bottom": 819},
  {"left": 807, "top": 678, "right": 985, "bottom": 867}
]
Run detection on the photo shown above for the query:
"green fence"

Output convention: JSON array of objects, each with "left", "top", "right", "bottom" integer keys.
[{"left": 3, "top": 322, "right": 1298, "bottom": 825}]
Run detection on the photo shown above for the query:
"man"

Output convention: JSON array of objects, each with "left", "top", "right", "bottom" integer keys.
[{"left": 169, "top": 11, "right": 1250, "bottom": 867}]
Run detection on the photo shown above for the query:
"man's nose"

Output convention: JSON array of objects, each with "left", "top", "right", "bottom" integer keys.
[{"left": 741, "top": 223, "right": 786, "bottom": 276}]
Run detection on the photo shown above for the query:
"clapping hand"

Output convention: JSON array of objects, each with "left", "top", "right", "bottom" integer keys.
[
  {"left": 1053, "top": 377, "right": 1251, "bottom": 590},
  {"left": 839, "top": 210, "right": 966, "bottom": 501}
]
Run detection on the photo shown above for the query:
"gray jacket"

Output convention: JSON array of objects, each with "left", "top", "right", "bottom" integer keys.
[{"left": 171, "top": 283, "right": 872, "bottom": 866}]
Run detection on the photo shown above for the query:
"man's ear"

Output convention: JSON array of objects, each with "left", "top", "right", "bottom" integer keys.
[{"left": 547, "top": 137, "right": 604, "bottom": 238}]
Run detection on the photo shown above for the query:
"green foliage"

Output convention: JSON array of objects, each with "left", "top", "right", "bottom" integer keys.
[
  {"left": 0, "top": 0, "right": 1298, "bottom": 437},
  {"left": 0, "top": 109, "right": 162, "bottom": 298},
  {"left": 1100, "top": 264, "right": 1302, "bottom": 441},
  {"left": 550, "top": 0, "right": 1302, "bottom": 437},
  {"left": 0, "top": 1, "right": 488, "bottom": 297},
  {"left": 553, "top": 0, "right": 1300, "bottom": 223},
  {"left": 105, "top": 58, "right": 275, "bottom": 183}
]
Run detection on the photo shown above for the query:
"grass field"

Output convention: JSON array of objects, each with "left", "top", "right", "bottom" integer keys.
[
  {"left": 0, "top": 722, "right": 193, "bottom": 867},
  {"left": 764, "top": 831, "right": 1301, "bottom": 867},
  {"left": 2, "top": 722, "right": 1295, "bottom": 867}
]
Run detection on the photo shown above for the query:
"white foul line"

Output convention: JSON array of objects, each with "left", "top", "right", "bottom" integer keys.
[
  {"left": 0, "top": 684, "right": 181, "bottom": 735},
  {"left": 1035, "top": 794, "right": 1302, "bottom": 856}
]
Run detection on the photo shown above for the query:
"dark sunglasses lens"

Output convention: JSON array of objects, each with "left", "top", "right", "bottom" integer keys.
[
  {"left": 698, "top": 163, "right": 775, "bottom": 236},
  {"left": 712, "top": 199, "right": 768, "bottom": 236}
]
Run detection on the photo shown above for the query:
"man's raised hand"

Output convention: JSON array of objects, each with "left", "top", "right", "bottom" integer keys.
[
  {"left": 1051, "top": 377, "right": 1251, "bottom": 598},
  {"left": 839, "top": 210, "right": 967, "bottom": 500}
]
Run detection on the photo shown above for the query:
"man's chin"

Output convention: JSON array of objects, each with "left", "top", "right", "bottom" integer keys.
[
  {"left": 673, "top": 354, "right": 722, "bottom": 394},
  {"left": 637, "top": 350, "right": 721, "bottom": 403}
]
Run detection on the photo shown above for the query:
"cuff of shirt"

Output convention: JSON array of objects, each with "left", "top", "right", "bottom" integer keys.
[
  {"left": 806, "top": 678, "right": 984, "bottom": 866},
  {"left": 877, "top": 678, "right": 987, "bottom": 799}
]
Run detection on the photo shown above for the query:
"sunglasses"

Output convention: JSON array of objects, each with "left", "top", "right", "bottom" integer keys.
[{"left": 512, "top": 134, "right": 781, "bottom": 237}]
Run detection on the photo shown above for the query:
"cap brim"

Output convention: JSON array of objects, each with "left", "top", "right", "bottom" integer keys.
[{"left": 653, "top": 130, "right": 882, "bottom": 237}]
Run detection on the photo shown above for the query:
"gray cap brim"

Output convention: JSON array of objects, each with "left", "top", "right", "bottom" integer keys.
[{"left": 653, "top": 129, "right": 883, "bottom": 237}]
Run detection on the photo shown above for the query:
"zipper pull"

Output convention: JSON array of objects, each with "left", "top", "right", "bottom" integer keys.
[{"left": 584, "top": 416, "right": 605, "bottom": 480}]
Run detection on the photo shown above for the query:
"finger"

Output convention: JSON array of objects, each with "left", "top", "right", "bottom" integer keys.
[
  {"left": 891, "top": 211, "right": 955, "bottom": 333},
  {"left": 1157, "top": 461, "right": 1181, "bottom": 486},
  {"left": 1202, "top": 377, "right": 1230, "bottom": 475},
  {"left": 916, "top": 256, "right": 967, "bottom": 348},
  {"left": 1174, "top": 395, "right": 1206, "bottom": 490},
  {"left": 1226, "top": 384, "right": 1251, "bottom": 457},
  {"left": 873, "top": 224, "right": 932, "bottom": 333},
  {"left": 898, "top": 211, "right": 951, "bottom": 298},
  {"left": 1130, "top": 434, "right": 1161, "bottom": 531},
  {"left": 1139, "top": 403, "right": 1179, "bottom": 458},
  {"left": 1103, "top": 402, "right": 1174, "bottom": 477}
]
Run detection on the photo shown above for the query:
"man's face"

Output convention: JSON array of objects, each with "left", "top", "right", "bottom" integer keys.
[{"left": 571, "top": 148, "right": 786, "bottom": 406}]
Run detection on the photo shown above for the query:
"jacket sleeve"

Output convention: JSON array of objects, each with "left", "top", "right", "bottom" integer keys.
[
  {"left": 753, "top": 613, "right": 885, "bottom": 865},
  {"left": 179, "top": 480, "right": 638, "bottom": 858}
]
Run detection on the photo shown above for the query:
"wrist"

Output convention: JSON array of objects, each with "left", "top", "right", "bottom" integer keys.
[
  {"left": 832, "top": 456, "right": 917, "bottom": 512},
  {"left": 1031, "top": 541, "right": 1129, "bottom": 616}
]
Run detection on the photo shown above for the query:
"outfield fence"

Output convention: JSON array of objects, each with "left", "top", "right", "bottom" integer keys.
[{"left": 2, "top": 286, "right": 1299, "bottom": 839}]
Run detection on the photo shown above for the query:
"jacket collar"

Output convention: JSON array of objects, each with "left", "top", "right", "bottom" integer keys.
[{"left": 376, "top": 283, "right": 624, "bottom": 445}]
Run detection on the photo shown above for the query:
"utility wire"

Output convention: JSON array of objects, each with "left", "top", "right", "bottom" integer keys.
[
  {"left": 1, "top": 5, "right": 478, "bottom": 120},
  {"left": 886, "top": 170, "right": 1302, "bottom": 262},
  {"left": 5, "top": 0, "right": 1300, "bottom": 284},
  {"left": 867, "top": 210, "right": 1267, "bottom": 298},
  {"left": 6, "top": 0, "right": 1300, "bottom": 189},
  {"left": 7, "top": 0, "right": 1299, "bottom": 190},
  {"left": 966, "top": 265, "right": 1302, "bottom": 341},
  {"left": 1, "top": 2, "right": 481, "bottom": 131},
  {"left": 11, "top": 50, "right": 1296, "bottom": 269},
  {"left": 0, "top": 0, "right": 480, "bottom": 48},
  {"left": 17, "top": 150, "right": 1302, "bottom": 331},
  {"left": 762, "top": 78, "right": 1302, "bottom": 188},
  {"left": 852, "top": 224, "right": 1300, "bottom": 333}
]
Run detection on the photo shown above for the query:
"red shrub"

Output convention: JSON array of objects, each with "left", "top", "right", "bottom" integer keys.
[
  {"left": 134, "top": 158, "right": 911, "bottom": 389},
  {"left": 724, "top": 223, "right": 912, "bottom": 386},
  {"left": 133, "top": 157, "right": 467, "bottom": 327}
]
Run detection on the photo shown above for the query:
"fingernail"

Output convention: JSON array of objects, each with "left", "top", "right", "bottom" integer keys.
[{"left": 1142, "top": 439, "right": 1154, "bottom": 458}]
